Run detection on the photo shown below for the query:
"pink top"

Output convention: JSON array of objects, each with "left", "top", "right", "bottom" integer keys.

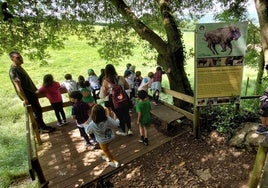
[{"left": 38, "top": 82, "right": 63, "bottom": 103}]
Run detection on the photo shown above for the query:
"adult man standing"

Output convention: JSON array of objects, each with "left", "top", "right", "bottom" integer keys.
[{"left": 9, "top": 51, "right": 54, "bottom": 133}]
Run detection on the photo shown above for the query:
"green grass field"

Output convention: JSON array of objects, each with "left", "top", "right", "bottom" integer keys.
[{"left": 0, "top": 32, "right": 259, "bottom": 187}]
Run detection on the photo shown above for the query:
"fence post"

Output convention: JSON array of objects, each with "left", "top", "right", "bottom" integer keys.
[
  {"left": 193, "top": 106, "right": 200, "bottom": 138},
  {"left": 248, "top": 145, "right": 267, "bottom": 188},
  {"left": 31, "top": 157, "right": 49, "bottom": 187},
  {"left": 26, "top": 105, "right": 42, "bottom": 145}
]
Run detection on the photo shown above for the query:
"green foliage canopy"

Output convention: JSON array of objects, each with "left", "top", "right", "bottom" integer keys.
[{"left": 0, "top": 0, "right": 216, "bottom": 64}]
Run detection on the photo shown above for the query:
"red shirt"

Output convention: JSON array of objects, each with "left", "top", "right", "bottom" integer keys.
[
  {"left": 153, "top": 70, "right": 163, "bottom": 82},
  {"left": 38, "top": 82, "right": 63, "bottom": 103}
]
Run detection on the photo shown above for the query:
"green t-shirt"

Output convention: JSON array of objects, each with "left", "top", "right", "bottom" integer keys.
[{"left": 136, "top": 99, "right": 151, "bottom": 126}]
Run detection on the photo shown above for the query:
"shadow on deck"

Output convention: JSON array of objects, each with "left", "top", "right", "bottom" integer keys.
[{"left": 37, "top": 108, "right": 190, "bottom": 187}]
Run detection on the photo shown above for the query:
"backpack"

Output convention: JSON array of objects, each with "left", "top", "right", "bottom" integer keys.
[{"left": 108, "top": 77, "right": 129, "bottom": 109}]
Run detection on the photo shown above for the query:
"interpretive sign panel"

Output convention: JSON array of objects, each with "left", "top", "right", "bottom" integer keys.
[{"left": 195, "top": 22, "right": 248, "bottom": 106}]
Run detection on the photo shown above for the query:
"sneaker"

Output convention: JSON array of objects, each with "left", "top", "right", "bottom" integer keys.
[
  {"left": 101, "top": 155, "right": 110, "bottom": 162},
  {"left": 256, "top": 125, "right": 268, "bottom": 134},
  {"left": 39, "top": 127, "right": 55, "bottom": 133},
  {"left": 116, "top": 130, "right": 127, "bottom": 136},
  {"left": 46, "top": 126, "right": 55, "bottom": 130},
  {"left": 39, "top": 128, "right": 51, "bottom": 133},
  {"left": 62, "top": 120, "right": 68, "bottom": 125},
  {"left": 153, "top": 102, "right": 158, "bottom": 106},
  {"left": 93, "top": 143, "right": 100, "bottom": 149},
  {"left": 57, "top": 122, "right": 64, "bottom": 126},
  {"left": 143, "top": 138, "right": 149, "bottom": 146},
  {"left": 127, "top": 129, "right": 133, "bottom": 135},
  {"left": 85, "top": 143, "right": 91, "bottom": 147},
  {"left": 138, "top": 136, "right": 144, "bottom": 143},
  {"left": 109, "top": 161, "right": 120, "bottom": 168},
  {"left": 115, "top": 119, "right": 120, "bottom": 124}
]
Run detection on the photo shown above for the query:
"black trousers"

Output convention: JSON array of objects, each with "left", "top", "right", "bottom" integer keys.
[
  {"left": 27, "top": 95, "right": 48, "bottom": 130},
  {"left": 113, "top": 105, "right": 131, "bottom": 133},
  {"left": 51, "top": 101, "right": 66, "bottom": 123}
]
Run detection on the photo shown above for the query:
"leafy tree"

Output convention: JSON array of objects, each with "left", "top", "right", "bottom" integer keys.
[
  {"left": 255, "top": 0, "right": 268, "bottom": 66},
  {"left": 217, "top": 0, "right": 268, "bottom": 95},
  {"left": 254, "top": 0, "right": 268, "bottom": 97},
  {"left": 3, "top": 0, "right": 251, "bottom": 107}
]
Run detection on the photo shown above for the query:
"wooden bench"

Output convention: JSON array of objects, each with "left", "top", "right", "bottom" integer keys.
[
  {"left": 37, "top": 88, "right": 72, "bottom": 112},
  {"left": 150, "top": 102, "right": 185, "bottom": 130}
]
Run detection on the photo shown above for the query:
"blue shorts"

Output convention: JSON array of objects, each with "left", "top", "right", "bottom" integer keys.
[{"left": 151, "top": 82, "right": 161, "bottom": 92}]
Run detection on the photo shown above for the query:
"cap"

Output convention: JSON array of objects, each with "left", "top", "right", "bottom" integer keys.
[{"left": 88, "top": 69, "right": 94, "bottom": 75}]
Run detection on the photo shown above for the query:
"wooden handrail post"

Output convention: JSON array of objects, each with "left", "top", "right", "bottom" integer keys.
[
  {"left": 248, "top": 145, "right": 267, "bottom": 188},
  {"left": 25, "top": 105, "right": 35, "bottom": 180},
  {"left": 31, "top": 157, "right": 49, "bottom": 187},
  {"left": 193, "top": 106, "right": 200, "bottom": 138},
  {"left": 26, "top": 105, "right": 42, "bottom": 145}
]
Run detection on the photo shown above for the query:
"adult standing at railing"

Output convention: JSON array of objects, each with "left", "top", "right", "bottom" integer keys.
[{"left": 8, "top": 51, "right": 55, "bottom": 133}]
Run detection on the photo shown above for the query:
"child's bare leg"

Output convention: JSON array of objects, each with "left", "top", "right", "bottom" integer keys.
[
  {"left": 265, "top": 117, "right": 268, "bottom": 127},
  {"left": 139, "top": 124, "right": 144, "bottom": 137},
  {"left": 260, "top": 116, "right": 267, "bottom": 127},
  {"left": 143, "top": 127, "right": 148, "bottom": 139},
  {"left": 105, "top": 107, "right": 110, "bottom": 116}
]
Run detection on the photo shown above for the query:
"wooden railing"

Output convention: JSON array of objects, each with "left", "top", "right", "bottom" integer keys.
[
  {"left": 160, "top": 88, "right": 262, "bottom": 138},
  {"left": 37, "top": 88, "right": 72, "bottom": 112},
  {"left": 161, "top": 87, "right": 194, "bottom": 120},
  {"left": 25, "top": 105, "right": 48, "bottom": 187},
  {"left": 25, "top": 89, "right": 72, "bottom": 187},
  {"left": 30, "top": 88, "right": 72, "bottom": 144},
  {"left": 156, "top": 87, "right": 200, "bottom": 136}
]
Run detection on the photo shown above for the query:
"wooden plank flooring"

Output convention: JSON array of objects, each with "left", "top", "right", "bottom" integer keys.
[{"left": 37, "top": 107, "right": 178, "bottom": 187}]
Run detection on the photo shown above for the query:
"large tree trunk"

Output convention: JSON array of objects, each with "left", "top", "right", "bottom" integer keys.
[
  {"left": 255, "top": 0, "right": 268, "bottom": 65},
  {"left": 110, "top": 0, "right": 193, "bottom": 107},
  {"left": 158, "top": 49, "right": 193, "bottom": 107},
  {"left": 255, "top": 50, "right": 265, "bottom": 95}
]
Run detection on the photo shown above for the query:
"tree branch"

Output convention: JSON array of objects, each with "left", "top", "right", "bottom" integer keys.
[
  {"left": 109, "top": 0, "right": 168, "bottom": 54},
  {"left": 159, "top": 0, "right": 184, "bottom": 53}
]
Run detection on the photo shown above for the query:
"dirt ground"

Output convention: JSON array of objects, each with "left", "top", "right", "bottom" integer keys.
[{"left": 107, "top": 122, "right": 257, "bottom": 188}]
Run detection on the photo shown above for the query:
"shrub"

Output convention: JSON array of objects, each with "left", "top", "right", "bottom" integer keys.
[{"left": 200, "top": 104, "right": 259, "bottom": 140}]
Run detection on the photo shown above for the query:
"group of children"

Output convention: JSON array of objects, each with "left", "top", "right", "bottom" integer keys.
[{"left": 37, "top": 64, "right": 168, "bottom": 168}]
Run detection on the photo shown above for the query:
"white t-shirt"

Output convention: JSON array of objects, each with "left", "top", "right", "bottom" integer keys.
[
  {"left": 61, "top": 79, "right": 79, "bottom": 93},
  {"left": 88, "top": 75, "right": 100, "bottom": 90},
  {"left": 138, "top": 77, "right": 152, "bottom": 91}
]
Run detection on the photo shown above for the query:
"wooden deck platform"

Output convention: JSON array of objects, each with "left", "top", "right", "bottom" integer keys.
[{"left": 37, "top": 106, "right": 182, "bottom": 187}]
